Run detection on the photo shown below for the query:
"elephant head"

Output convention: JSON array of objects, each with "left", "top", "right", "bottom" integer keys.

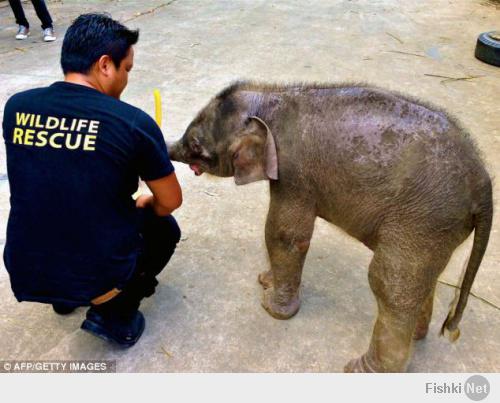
[{"left": 168, "top": 87, "right": 278, "bottom": 185}]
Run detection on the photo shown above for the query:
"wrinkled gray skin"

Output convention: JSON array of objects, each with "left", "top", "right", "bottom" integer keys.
[{"left": 169, "top": 82, "right": 493, "bottom": 372}]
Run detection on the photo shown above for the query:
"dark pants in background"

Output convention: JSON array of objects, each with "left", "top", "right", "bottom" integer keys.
[
  {"left": 94, "top": 208, "right": 181, "bottom": 318},
  {"left": 8, "top": 0, "right": 53, "bottom": 30}
]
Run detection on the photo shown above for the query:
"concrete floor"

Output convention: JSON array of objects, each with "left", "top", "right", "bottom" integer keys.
[{"left": 0, "top": 0, "right": 499, "bottom": 372}]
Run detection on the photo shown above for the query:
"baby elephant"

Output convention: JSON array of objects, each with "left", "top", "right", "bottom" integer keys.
[{"left": 168, "top": 82, "right": 492, "bottom": 372}]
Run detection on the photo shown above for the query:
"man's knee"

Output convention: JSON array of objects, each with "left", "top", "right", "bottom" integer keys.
[
  {"left": 147, "top": 214, "right": 181, "bottom": 253},
  {"left": 138, "top": 214, "right": 180, "bottom": 278},
  {"left": 142, "top": 207, "right": 181, "bottom": 242},
  {"left": 161, "top": 215, "right": 181, "bottom": 245}
]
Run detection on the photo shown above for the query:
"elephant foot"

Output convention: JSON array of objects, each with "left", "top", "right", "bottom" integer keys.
[
  {"left": 261, "top": 287, "right": 300, "bottom": 320},
  {"left": 413, "top": 323, "right": 430, "bottom": 341},
  {"left": 344, "top": 355, "right": 377, "bottom": 373},
  {"left": 258, "top": 270, "right": 273, "bottom": 290}
]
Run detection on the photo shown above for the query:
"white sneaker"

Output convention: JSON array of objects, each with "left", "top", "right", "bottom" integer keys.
[
  {"left": 15, "top": 25, "right": 30, "bottom": 40},
  {"left": 42, "top": 27, "right": 56, "bottom": 42}
]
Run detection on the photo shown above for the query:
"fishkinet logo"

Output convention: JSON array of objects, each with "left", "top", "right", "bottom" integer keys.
[{"left": 425, "top": 375, "right": 490, "bottom": 401}]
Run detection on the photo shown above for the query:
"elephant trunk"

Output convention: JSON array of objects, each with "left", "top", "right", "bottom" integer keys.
[{"left": 167, "top": 139, "right": 184, "bottom": 162}]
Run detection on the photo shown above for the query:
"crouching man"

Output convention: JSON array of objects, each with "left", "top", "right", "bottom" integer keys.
[{"left": 1, "top": 13, "right": 182, "bottom": 347}]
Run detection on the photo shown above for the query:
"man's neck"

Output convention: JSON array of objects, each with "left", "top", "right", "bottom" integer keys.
[{"left": 64, "top": 73, "right": 105, "bottom": 94}]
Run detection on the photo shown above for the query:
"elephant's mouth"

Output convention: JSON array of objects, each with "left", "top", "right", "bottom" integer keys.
[{"left": 189, "top": 163, "right": 204, "bottom": 176}]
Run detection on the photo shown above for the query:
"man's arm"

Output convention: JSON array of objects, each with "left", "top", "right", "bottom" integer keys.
[{"left": 135, "top": 172, "right": 183, "bottom": 216}]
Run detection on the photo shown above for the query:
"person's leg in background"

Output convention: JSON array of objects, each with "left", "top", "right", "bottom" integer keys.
[
  {"left": 81, "top": 209, "right": 181, "bottom": 347},
  {"left": 31, "top": 0, "right": 56, "bottom": 41},
  {"left": 8, "top": 0, "right": 30, "bottom": 39},
  {"left": 31, "top": 0, "right": 53, "bottom": 29}
]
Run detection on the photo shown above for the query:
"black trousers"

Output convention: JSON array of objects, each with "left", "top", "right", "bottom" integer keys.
[
  {"left": 8, "top": 0, "right": 53, "bottom": 30},
  {"left": 94, "top": 208, "right": 181, "bottom": 317}
]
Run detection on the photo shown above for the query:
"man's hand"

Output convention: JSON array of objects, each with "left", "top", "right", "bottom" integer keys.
[
  {"left": 143, "top": 172, "right": 183, "bottom": 216},
  {"left": 135, "top": 194, "right": 154, "bottom": 209}
]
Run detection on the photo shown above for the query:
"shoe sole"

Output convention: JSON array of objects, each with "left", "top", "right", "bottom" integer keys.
[
  {"left": 53, "top": 307, "right": 77, "bottom": 315},
  {"left": 81, "top": 317, "right": 145, "bottom": 348}
]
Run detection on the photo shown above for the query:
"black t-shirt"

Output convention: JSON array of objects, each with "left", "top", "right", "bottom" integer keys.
[{"left": 2, "top": 81, "right": 174, "bottom": 305}]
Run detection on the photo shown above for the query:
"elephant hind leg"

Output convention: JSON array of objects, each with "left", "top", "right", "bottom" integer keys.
[
  {"left": 345, "top": 242, "right": 452, "bottom": 372},
  {"left": 413, "top": 286, "right": 436, "bottom": 341}
]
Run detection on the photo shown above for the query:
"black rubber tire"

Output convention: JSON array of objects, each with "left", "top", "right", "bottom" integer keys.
[{"left": 474, "top": 31, "right": 500, "bottom": 67}]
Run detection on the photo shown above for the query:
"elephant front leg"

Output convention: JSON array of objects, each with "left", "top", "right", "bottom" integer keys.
[
  {"left": 258, "top": 269, "right": 274, "bottom": 290},
  {"left": 260, "top": 195, "right": 316, "bottom": 320}
]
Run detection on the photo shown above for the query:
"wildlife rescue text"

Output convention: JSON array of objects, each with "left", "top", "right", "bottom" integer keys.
[{"left": 11, "top": 112, "right": 100, "bottom": 151}]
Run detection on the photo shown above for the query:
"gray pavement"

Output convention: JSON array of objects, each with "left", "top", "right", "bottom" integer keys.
[{"left": 0, "top": 0, "right": 499, "bottom": 372}]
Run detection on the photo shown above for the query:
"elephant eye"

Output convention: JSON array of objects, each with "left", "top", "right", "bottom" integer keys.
[{"left": 191, "top": 138, "right": 202, "bottom": 154}]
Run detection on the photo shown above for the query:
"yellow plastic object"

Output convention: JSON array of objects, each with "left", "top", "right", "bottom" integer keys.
[{"left": 154, "top": 88, "right": 162, "bottom": 127}]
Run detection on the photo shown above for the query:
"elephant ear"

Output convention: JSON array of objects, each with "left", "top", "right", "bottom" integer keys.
[{"left": 231, "top": 116, "right": 278, "bottom": 186}]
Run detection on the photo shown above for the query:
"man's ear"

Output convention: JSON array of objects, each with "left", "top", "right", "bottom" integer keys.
[
  {"left": 231, "top": 116, "right": 278, "bottom": 186},
  {"left": 97, "top": 55, "right": 114, "bottom": 77}
]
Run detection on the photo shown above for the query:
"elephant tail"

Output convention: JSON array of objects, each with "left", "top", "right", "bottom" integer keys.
[{"left": 440, "top": 179, "right": 493, "bottom": 342}]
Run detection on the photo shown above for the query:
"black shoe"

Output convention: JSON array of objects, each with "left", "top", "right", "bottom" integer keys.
[
  {"left": 52, "top": 303, "right": 77, "bottom": 315},
  {"left": 81, "top": 307, "right": 145, "bottom": 348}
]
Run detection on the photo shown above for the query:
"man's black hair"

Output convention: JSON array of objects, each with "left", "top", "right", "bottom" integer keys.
[{"left": 61, "top": 13, "right": 139, "bottom": 75}]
